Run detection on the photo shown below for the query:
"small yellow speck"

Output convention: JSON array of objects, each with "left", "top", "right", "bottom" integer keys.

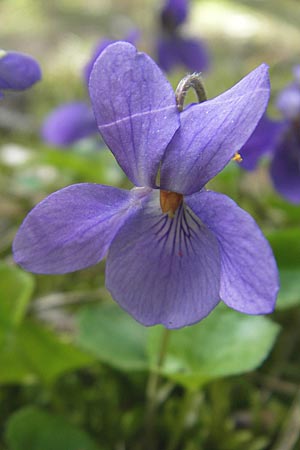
[{"left": 232, "top": 152, "right": 243, "bottom": 163}]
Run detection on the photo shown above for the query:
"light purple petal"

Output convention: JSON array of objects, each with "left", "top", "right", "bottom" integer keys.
[
  {"left": 160, "top": 64, "right": 270, "bottom": 195},
  {"left": 106, "top": 191, "right": 220, "bottom": 328},
  {"left": 270, "top": 127, "right": 300, "bottom": 204},
  {"left": 186, "top": 190, "right": 279, "bottom": 314},
  {"left": 13, "top": 184, "right": 150, "bottom": 274},
  {"left": 83, "top": 39, "right": 115, "bottom": 85},
  {"left": 0, "top": 51, "right": 41, "bottom": 92},
  {"left": 161, "top": 0, "right": 188, "bottom": 30},
  {"left": 41, "top": 102, "right": 98, "bottom": 147},
  {"left": 239, "top": 115, "right": 286, "bottom": 171},
  {"left": 83, "top": 32, "right": 139, "bottom": 84},
  {"left": 89, "top": 42, "right": 180, "bottom": 187},
  {"left": 157, "top": 36, "right": 209, "bottom": 73},
  {"left": 276, "top": 83, "right": 300, "bottom": 121}
]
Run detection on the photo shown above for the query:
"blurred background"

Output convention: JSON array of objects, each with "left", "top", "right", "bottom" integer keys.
[{"left": 1, "top": 1, "right": 300, "bottom": 449}]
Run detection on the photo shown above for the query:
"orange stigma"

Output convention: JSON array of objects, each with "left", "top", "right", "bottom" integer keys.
[
  {"left": 232, "top": 152, "right": 243, "bottom": 163},
  {"left": 160, "top": 190, "right": 183, "bottom": 218}
]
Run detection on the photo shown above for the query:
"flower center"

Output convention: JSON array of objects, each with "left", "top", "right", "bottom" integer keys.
[{"left": 159, "top": 190, "right": 183, "bottom": 218}]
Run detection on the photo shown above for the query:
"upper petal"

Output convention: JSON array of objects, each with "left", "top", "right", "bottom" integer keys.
[
  {"left": 160, "top": 64, "right": 270, "bottom": 194},
  {"left": 41, "top": 102, "right": 98, "bottom": 147},
  {"left": 13, "top": 184, "right": 150, "bottom": 274},
  {"left": 106, "top": 191, "right": 221, "bottom": 329},
  {"left": 0, "top": 51, "right": 41, "bottom": 92},
  {"left": 186, "top": 190, "right": 279, "bottom": 314},
  {"left": 89, "top": 42, "right": 180, "bottom": 187},
  {"left": 83, "top": 31, "right": 139, "bottom": 84},
  {"left": 270, "top": 127, "right": 300, "bottom": 204},
  {"left": 239, "top": 114, "right": 286, "bottom": 171},
  {"left": 84, "top": 39, "right": 115, "bottom": 85}
]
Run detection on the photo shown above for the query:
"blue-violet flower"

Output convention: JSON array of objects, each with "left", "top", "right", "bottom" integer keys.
[
  {"left": 0, "top": 50, "right": 41, "bottom": 98},
  {"left": 240, "top": 66, "right": 300, "bottom": 203},
  {"left": 157, "top": 0, "right": 209, "bottom": 73},
  {"left": 13, "top": 42, "right": 279, "bottom": 329}
]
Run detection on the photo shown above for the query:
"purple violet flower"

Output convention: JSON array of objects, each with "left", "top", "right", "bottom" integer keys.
[
  {"left": 239, "top": 114, "right": 285, "bottom": 171},
  {"left": 42, "top": 34, "right": 138, "bottom": 148},
  {"left": 240, "top": 66, "right": 300, "bottom": 204},
  {"left": 0, "top": 50, "right": 41, "bottom": 96},
  {"left": 270, "top": 124, "right": 300, "bottom": 203},
  {"left": 157, "top": 0, "right": 209, "bottom": 73},
  {"left": 13, "top": 42, "right": 279, "bottom": 329},
  {"left": 161, "top": 0, "right": 188, "bottom": 29},
  {"left": 41, "top": 102, "right": 98, "bottom": 147}
]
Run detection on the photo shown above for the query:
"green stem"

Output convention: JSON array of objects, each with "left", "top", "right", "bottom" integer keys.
[
  {"left": 145, "top": 328, "right": 171, "bottom": 449},
  {"left": 166, "top": 389, "right": 198, "bottom": 450}
]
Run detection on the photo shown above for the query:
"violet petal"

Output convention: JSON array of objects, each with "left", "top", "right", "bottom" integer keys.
[
  {"left": 106, "top": 191, "right": 220, "bottom": 328},
  {"left": 89, "top": 42, "right": 180, "bottom": 187},
  {"left": 13, "top": 184, "right": 149, "bottom": 274},
  {"left": 84, "top": 39, "right": 115, "bottom": 85},
  {"left": 186, "top": 190, "right": 279, "bottom": 314},
  {"left": 160, "top": 64, "right": 270, "bottom": 195},
  {"left": 84, "top": 31, "right": 139, "bottom": 84}
]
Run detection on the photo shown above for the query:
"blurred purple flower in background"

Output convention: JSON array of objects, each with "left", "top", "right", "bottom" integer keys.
[
  {"left": 41, "top": 33, "right": 138, "bottom": 148},
  {"left": 41, "top": 101, "right": 98, "bottom": 147},
  {"left": 276, "top": 66, "right": 300, "bottom": 121},
  {"left": 13, "top": 43, "right": 278, "bottom": 329},
  {"left": 0, "top": 50, "right": 41, "bottom": 98},
  {"left": 239, "top": 115, "right": 284, "bottom": 171},
  {"left": 240, "top": 66, "right": 300, "bottom": 204},
  {"left": 157, "top": 0, "right": 210, "bottom": 73}
]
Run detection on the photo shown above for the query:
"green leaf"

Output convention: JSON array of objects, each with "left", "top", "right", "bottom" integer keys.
[
  {"left": 5, "top": 406, "right": 100, "bottom": 450},
  {"left": 276, "top": 268, "right": 300, "bottom": 310},
  {"left": 76, "top": 304, "right": 148, "bottom": 371},
  {"left": 0, "top": 329, "right": 32, "bottom": 383},
  {"left": 267, "top": 228, "right": 300, "bottom": 268},
  {"left": 77, "top": 303, "right": 279, "bottom": 387},
  {"left": 0, "top": 320, "right": 94, "bottom": 384},
  {"left": 0, "top": 262, "right": 34, "bottom": 328},
  {"left": 148, "top": 305, "right": 280, "bottom": 389}
]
